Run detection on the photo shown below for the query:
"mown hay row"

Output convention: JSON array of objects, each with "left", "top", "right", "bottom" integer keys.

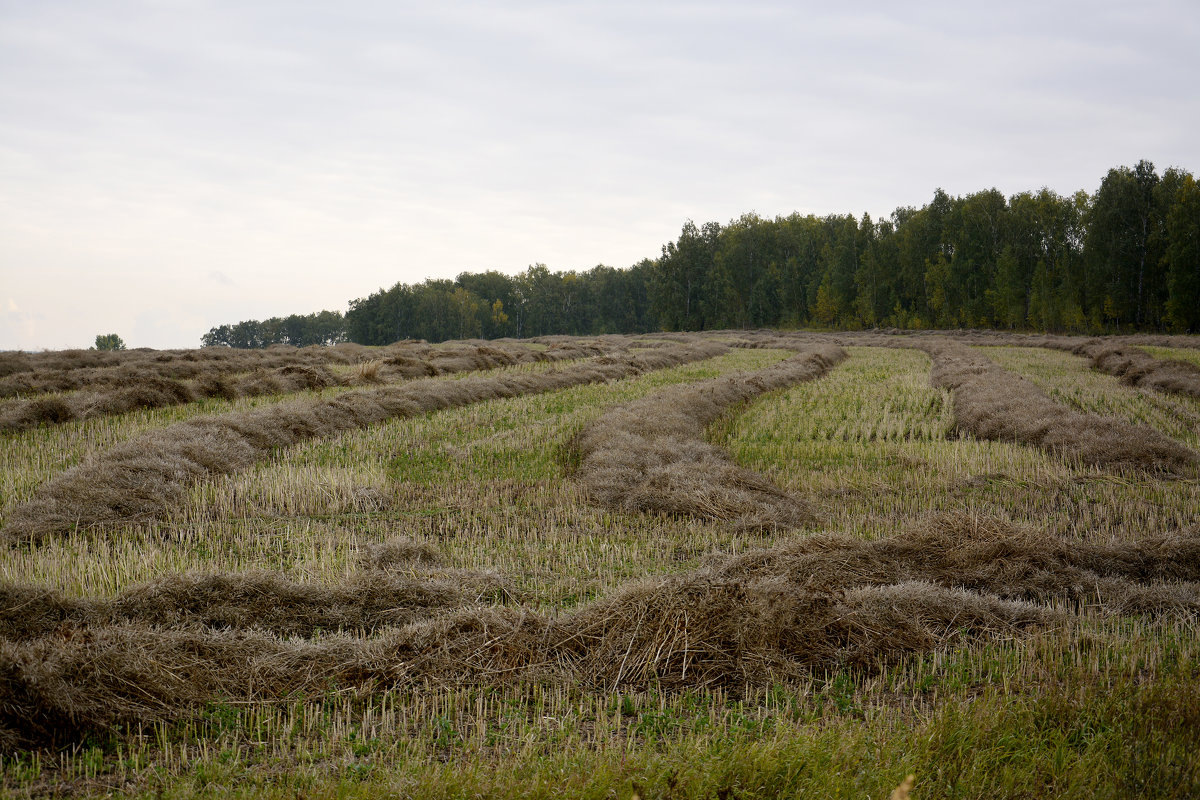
[
  {"left": 0, "top": 341, "right": 617, "bottom": 433},
  {"left": 1057, "top": 341, "right": 1200, "bottom": 401},
  {"left": 0, "top": 368, "right": 338, "bottom": 433},
  {"left": 918, "top": 338, "right": 1199, "bottom": 473},
  {"left": 709, "top": 512, "right": 1200, "bottom": 615},
  {"left": 1, "top": 342, "right": 727, "bottom": 544},
  {"left": 817, "top": 330, "right": 1200, "bottom": 402},
  {"left": 0, "top": 588, "right": 1031, "bottom": 751},
  {"left": 0, "top": 338, "right": 616, "bottom": 397},
  {"left": 5, "top": 513, "right": 1199, "bottom": 750},
  {"left": 0, "top": 343, "right": 381, "bottom": 393},
  {"left": 1117, "top": 333, "right": 1200, "bottom": 350},
  {"left": 0, "top": 541, "right": 507, "bottom": 643},
  {"left": 569, "top": 344, "right": 846, "bottom": 528}
]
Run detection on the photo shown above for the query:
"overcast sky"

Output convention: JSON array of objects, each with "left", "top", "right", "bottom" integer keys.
[{"left": 2, "top": 0, "right": 1197, "bottom": 350}]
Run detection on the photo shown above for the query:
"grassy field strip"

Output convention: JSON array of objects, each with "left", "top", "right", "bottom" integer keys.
[
  {"left": 8, "top": 616, "right": 1196, "bottom": 799},
  {"left": 571, "top": 344, "right": 845, "bottom": 528},
  {"left": 0, "top": 348, "right": 784, "bottom": 596},
  {"left": 722, "top": 346, "right": 1053, "bottom": 535},
  {"left": 2, "top": 342, "right": 728, "bottom": 544},
  {"left": 0, "top": 340, "right": 614, "bottom": 436},
  {"left": 235, "top": 349, "right": 787, "bottom": 488},
  {"left": 720, "top": 346, "right": 1200, "bottom": 542},
  {"left": 1142, "top": 345, "right": 1200, "bottom": 369},
  {"left": 984, "top": 346, "right": 1200, "bottom": 448},
  {"left": 0, "top": 358, "right": 574, "bottom": 526},
  {"left": 6, "top": 335, "right": 1200, "bottom": 798}
]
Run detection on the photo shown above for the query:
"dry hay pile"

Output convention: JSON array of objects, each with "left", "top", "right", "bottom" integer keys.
[
  {"left": 1072, "top": 341, "right": 1200, "bottom": 400},
  {"left": 0, "top": 542, "right": 508, "bottom": 643},
  {"left": 2, "top": 341, "right": 727, "bottom": 544},
  {"left": 808, "top": 328, "right": 1200, "bottom": 404},
  {"left": 918, "top": 338, "right": 1199, "bottom": 473},
  {"left": 3, "top": 514, "right": 1198, "bottom": 750},
  {"left": 1119, "top": 333, "right": 1200, "bottom": 350},
  {"left": 570, "top": 344, "right": 846, "bottom": 528},
  {"left": 1005, "top": 333, "right": 1200, "bottom": 400},
  {"left": 0, "top": 340, "right": 618, "bottom": 434},
  {"left": 0, "top": 344, "right": 375, "bottom": 397}
]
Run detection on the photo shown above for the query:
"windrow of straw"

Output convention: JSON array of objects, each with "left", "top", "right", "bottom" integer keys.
[
  {"left": 569, "top": 344, "right": 846, "bottom": 528},
  {"left": 0, "top": 341, "right": 619, "bottom": 432},
  {"left": 917, "top": 338, "right": 1199, "bottom": 473},
  {"left": 0, "top": 338, "right": 618, "bottom": 397},
  {"left": 0, "top": 540, "right": 508, "bottom": 643},
  {"left": 1117, "top": 333, "right": 1200, "bottom": 350},
  {"left": 815, "top": 330, "right": 1200, "bottom": 402},
  {"left": 0, "top": 343, "right": 383, "bottom": 393},
  {"left": 4, "top": 513, "right": 1198, "bottom": 749},
  {"left": 1, "top": 341, "right": 728, "bottom": 544},
  {"left": 1039, "top": 340, "right": 1200, "bottom": 401},
  {"left": 0, "top": 367, "right": 340, "bottom": 433}
]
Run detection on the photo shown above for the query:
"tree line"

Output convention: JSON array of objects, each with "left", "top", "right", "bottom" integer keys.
[
  {"left": 202, "top": 160, "right": 1200, "bottom": 347},
  {"left": 200, "top": 311, "right": 346, "bottom": 348},
  {"left": 344, "top": 263, "right": 657, "bottom": 344}
]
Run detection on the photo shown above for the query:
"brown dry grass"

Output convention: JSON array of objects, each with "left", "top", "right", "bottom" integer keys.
[
  {"left": 1, "top": 341, "right": 727, "bottom": 544},
  {"left": 0, "top": 539, "right": 507, "bottom": 643},
  {"left": 1075, "top": 342, "right": 1200, "bottom": 400},
  {"left": 0, "top": 340, "right": 618, "bottom": 433},
  {"left": 917, "top": 338, "right": 1199, "bottom": 474},
  {"left": 570, "top": 344, "right": 846, "bottom": 528},
  {"left": 0, "top": 345, "right": 362, "bottom": 396},
  {"left": 4, "top": 512, "right": 1196, "bottom": 750},
  {"left": 4, "top": 332, "right": 1200, "bottom": 794}
]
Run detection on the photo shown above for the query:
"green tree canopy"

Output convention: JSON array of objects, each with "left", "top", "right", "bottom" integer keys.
[
  {"left": 211, "top": 160, "right": 1200, "bottom": 344},
  {"left": 94, "top": 333, "right": 126, "bottom": 351}
]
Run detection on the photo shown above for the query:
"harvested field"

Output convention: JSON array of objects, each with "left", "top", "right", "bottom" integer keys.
[
  {"left": 1141, "top": 345, "right": 1200, "bottom": 369},
  {"left": 570, "top": 344, "right": 845, "bottom": 528},
  {"left": 1, "top": 341, "right": 723, "bottom": 544},
  {"left": 2, "top": 331, "right": 1200, "bottom": 798},
  {"left": 0, "top": 339, "right": 617, "bottom": 433},
  {"left": 918, "top": 338, "right": 1198, "bottom": 473},
  {"left": 985, "top": 346, "right": 1200, "bottom": 448},
  {"left": 12, "top": 511, "right": 1199, "bottom": 750},
  {"left": 722, "top": 345, "right": 1200, "bottom": 543},
  {"left": 1073, "top": 341, "right": 1200, "bottom": 400}
]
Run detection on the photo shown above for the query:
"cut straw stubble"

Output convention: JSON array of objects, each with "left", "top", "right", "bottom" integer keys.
[
  {"left": 5, "top": 512, "right": 1200, "bottom": 749},
  {"left": 569, "top": 343, "right": 847, "bottom": 528},
  {"left": 2, "top": 341, "right": 728, "bottom": 544},
  {"left": 915, "top": 338, "right": 1199, "bottom": 474}
]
